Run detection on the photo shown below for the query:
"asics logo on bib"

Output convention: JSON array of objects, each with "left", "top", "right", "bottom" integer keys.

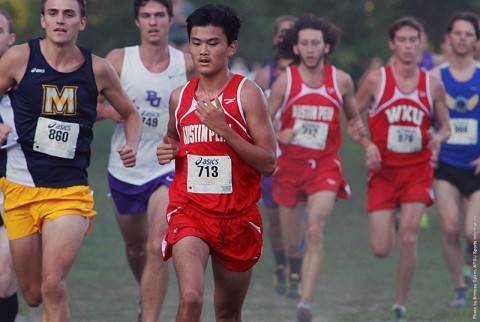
[
  {"left": 195, "top": 157, "right": 219, "bottom": 166},
  {"left": 47, "top": 121, "right": 72, "bottom": 131}
]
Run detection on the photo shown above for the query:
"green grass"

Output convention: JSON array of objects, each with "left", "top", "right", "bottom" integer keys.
[{"left": 16, "top": 121, "right": 475, "bottom": 321}]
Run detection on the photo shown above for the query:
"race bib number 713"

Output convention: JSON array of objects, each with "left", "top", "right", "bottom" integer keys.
[{"left": 187, "top": 154, "right": 232, "bottom": 194}]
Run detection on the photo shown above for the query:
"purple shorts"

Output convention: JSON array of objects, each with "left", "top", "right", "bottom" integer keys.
[
  {"left": 107, "top": 171, "right": 174, "bottom": 214},
  {"left": 261, "top": 175, "right": 277, "bottom": 208}
]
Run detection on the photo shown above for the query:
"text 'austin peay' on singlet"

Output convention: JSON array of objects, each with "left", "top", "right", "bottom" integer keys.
[
  {"left": 168, "top": 74, "right": 261, "bottom": 217},
  {"left": 367, "top": 65, "right": 433, "bottom": 167},
  {"left": 439, "top": 62, "right": 480, "bottom": 169},
  {"left": 275, "top": 64, "right": 343, "bottom": 160},
  {"left": 107, "top": 45, "right": 187, "bottom": 185},
  {"left": 7, "top": 38, "right": 98, "bottom": 188}
]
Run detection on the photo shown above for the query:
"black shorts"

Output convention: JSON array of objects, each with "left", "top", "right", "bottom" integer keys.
[
  {"left": 0, "top": 215, "right": 3, "bottom": 227},
  {"left": 434, "top": 161, "right": 480, "bottom": 197}
]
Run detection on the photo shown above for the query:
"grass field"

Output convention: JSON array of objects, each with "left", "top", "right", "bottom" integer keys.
[{"left": 15, "top": 121, "right": 476, "bottom": 322}]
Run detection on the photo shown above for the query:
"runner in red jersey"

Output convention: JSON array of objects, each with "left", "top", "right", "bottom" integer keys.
[
  {"left": 355, "top": 17, "right": 451, "bottom": 321},
  {"left": 156, "top": 4, "right": 276, "bottom": 321},
  {"left": 268, "top": 14, "right": 366, "bottom": 322}
]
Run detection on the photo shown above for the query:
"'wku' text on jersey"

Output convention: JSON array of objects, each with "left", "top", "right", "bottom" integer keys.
[
  {"left": 183, "top": 123, "right": 227, "bottom": 144},
  {"left": 385, "top": 105, "right": 425, "bottom": 126},
  {"left": 42, "top": 85, "right": 78, "bottom": 115},
  {"left": 292, "top": 105, "right": 334, "bottom": 121}
]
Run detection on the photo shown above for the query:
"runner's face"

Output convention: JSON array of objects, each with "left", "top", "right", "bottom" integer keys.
[
  {"left": 390, "top": 26, "right": 421, "bottom": 64},
  {"left": 41, "top": 0, "right": 86, "bottom": 45},
  {"left": 294, "top": 28, "right": 329, "bottom": 69},
  {"left": 448, "top": 19, "right": 478, "bottom": 57},
  {"left": 189, "top": 25, "right": 237, "bottom": 77},
  {"left": 0, "top": 15, "right": 15, "bottom": 58},
  {"left": 136, "top": 1, "right": 172, "bottom": 45}
]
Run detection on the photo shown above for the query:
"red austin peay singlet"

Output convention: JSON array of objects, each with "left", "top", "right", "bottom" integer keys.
[
  {"left": 168, "top": 74, "right": 261, "bottom": 217},
  {"left": 275, "top": 64, "right": 343, "bottom": 159}
]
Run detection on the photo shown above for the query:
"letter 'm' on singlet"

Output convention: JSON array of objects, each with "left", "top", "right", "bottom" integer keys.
[
  {"left": 108, "top": 45, "right": 187, "bottom": 185},
  {"left": 168, "top": 75, "right": 261, "bottom": 217},
  {"left": 7, "top": 38, "right": 98, "bottom": 187},
  {"left": 439, "top": 62, "right": 480, "bottom": 169},
  {"left": 367, "top": 65, "right": 433, "bottom": 167}
]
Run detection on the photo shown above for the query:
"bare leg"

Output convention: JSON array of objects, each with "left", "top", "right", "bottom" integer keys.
[
  {"left": 212, "top": 257, "right": 252, "bottom": 322},
  {"left": 41, "top": 215, "right": 86, "bottom": 322},
  {"left": 141, "top": 185, "right": 170, "bottom": 322},
  {"left": 395, "top": 202, "right": 424, "bottom": 305},
  {"left": 114, "top": 205, "right": 148, "bottom": 284},
  {"left": 300, "top": 191, "right": 336, "bottom": 303},
  {"left": 434, "top": 180, "right": 466, "bottom": 288},
  {"left": 172, "top": 236, "right": 210, "bottom": 322}
]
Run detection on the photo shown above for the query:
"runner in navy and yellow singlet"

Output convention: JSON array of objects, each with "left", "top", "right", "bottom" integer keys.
[{"left": 0, "top": 1, "right": 142, "bottom": 321}]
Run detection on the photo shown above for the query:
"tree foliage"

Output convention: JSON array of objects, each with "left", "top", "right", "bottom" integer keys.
[{"left": 6, "top": 0, "right": 480, "bottom": 81}]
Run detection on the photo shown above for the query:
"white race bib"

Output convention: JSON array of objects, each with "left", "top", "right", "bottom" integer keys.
[
  {"left": 187, "top": 154, "right": 232, "bottom": 194},
  {"left": 387, "top": 125, "right": 422, "bottom": 153},
  {"left": 33, "top": 117, "right": 79, "bottom": 159},
  {"left": 291, "top": 119, "right": 329, "bottom": 150},
  {"left": 140, "top": 107, "right": 169, "bottom": 140},
  {"left": 447, "top": 118, "right": 478, "bottom": 145}
]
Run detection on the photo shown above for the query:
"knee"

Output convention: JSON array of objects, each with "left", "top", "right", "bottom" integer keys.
[
  {"left": 146, "top": 235, "right": 164, "bottom": 258},
  {"left": 179, "top": 288, "right": 203, "bottom": 313},
  {"left": 397, "top": 231, "right": 417, "bottom": 250},
  {"left": 305, "top": 225, "right": 324, "bottom": 249},
  {"left": 442, "top": 222, "right": 461, "bottom": 241},
  {"left": 41, "top": 276, "right": 66, "bottom": 304},
  {"left": 370, "top": 244, "right": 391, "bottom": 258},
  {"left": 23, "top": 288, "right": 42, "bottom": 307}
]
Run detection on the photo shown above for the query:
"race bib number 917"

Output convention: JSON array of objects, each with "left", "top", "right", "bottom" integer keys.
[{"left": 291, "top": 119, "right": 329, "bottom": 150}]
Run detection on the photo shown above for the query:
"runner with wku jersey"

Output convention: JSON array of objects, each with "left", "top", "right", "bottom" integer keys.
[{"left": 355, "top": 16, "right": 450, "bottom": 321}]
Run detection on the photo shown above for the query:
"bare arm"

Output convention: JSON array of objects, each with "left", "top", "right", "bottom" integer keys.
[
  {"left": 195, "top": 79, "right": 277, "bottom": 176},
  {"left": 267, "top": 72, "right": 296, "bottom": 144},
  {"left": 429, "top": 74, "right": 451, "bottom": 150},
  {"left": 0, "top": 44, "right": 29, "bottom": 96},
  {"left": 96, "top": 48, "right": 125, "bottom": 122},
  {"left": 157, "top": 87, "right": 181, "bottom": 165},
  {"left": 336, "top": 69, "right": 367, "bottom": 142},
  {"left": 354, "top": 68, "right": 382, "bottom": 170},
  {"left": 93, "top": 55, "right": 142, "bottom": 167}
]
